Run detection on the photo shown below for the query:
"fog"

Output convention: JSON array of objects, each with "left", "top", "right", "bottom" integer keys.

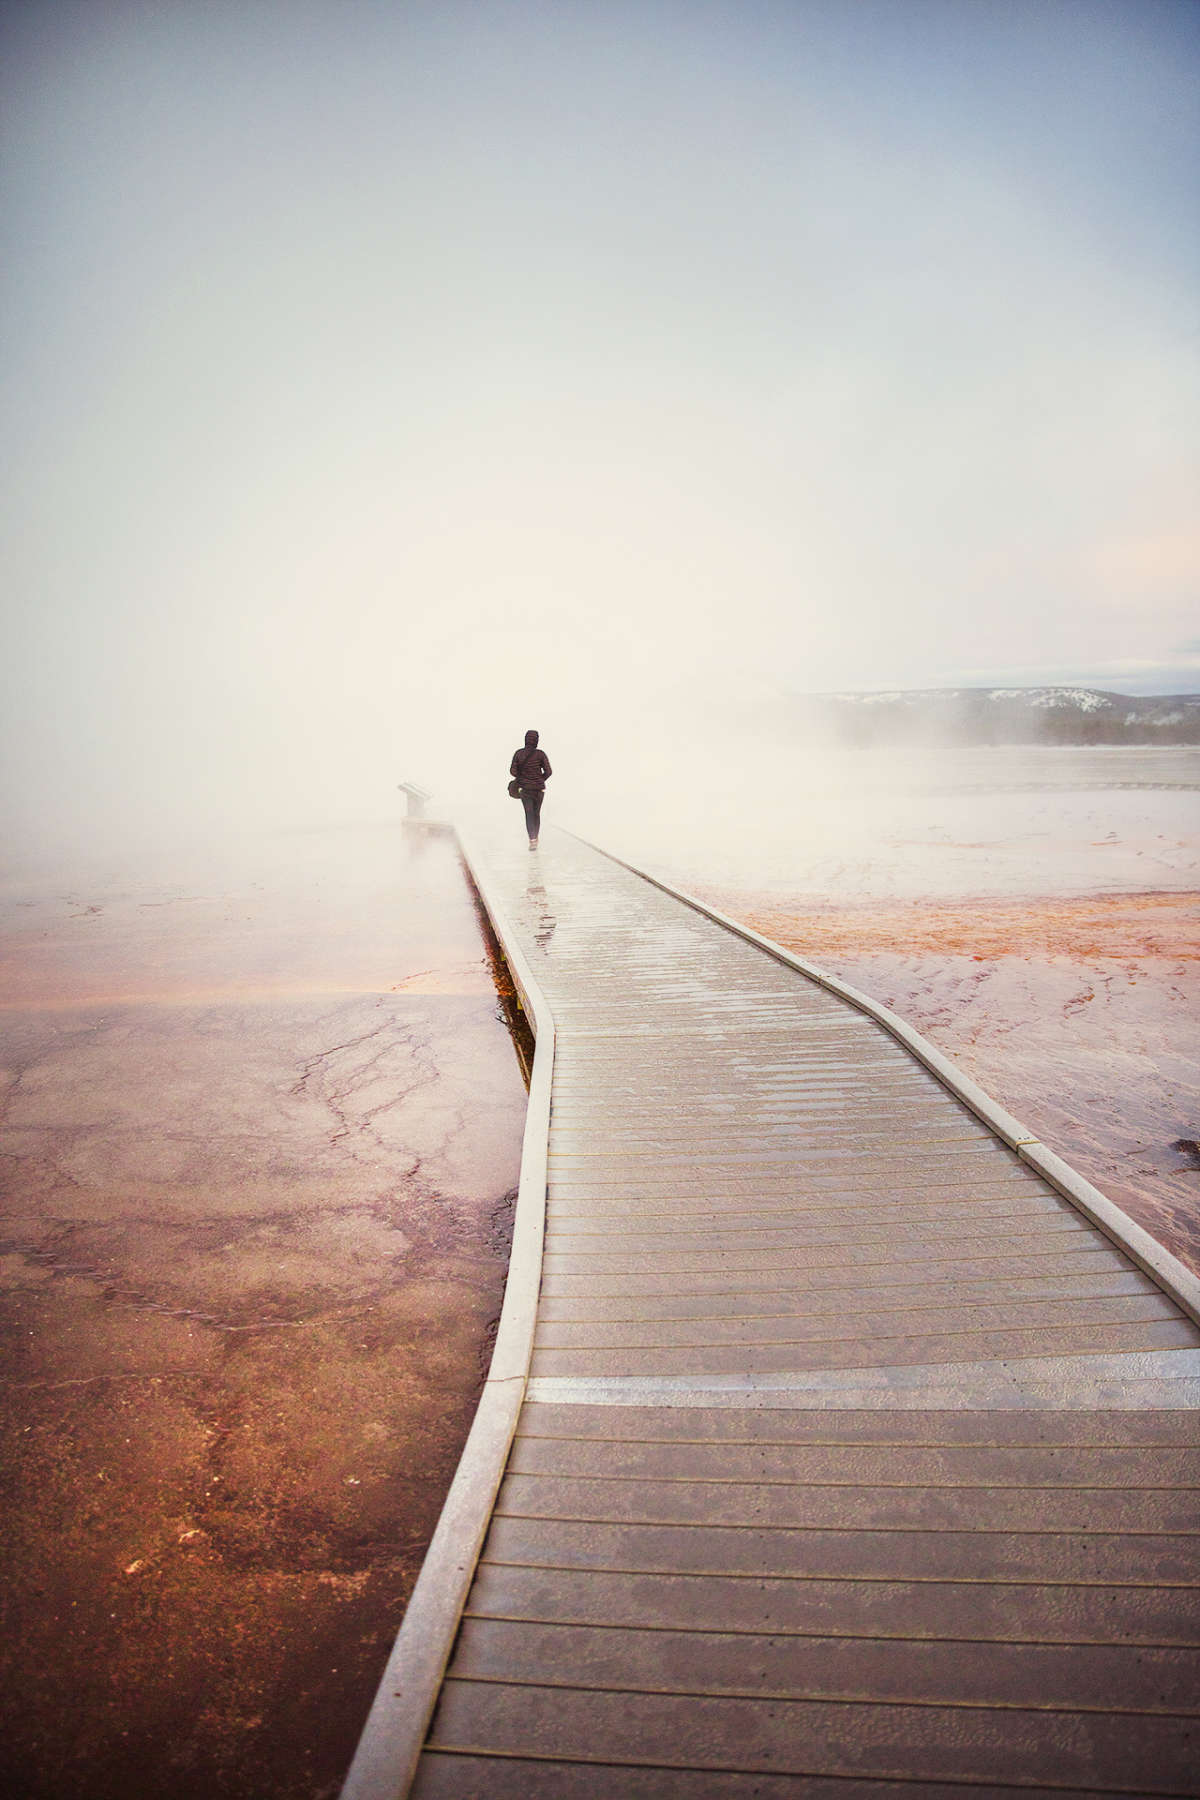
[{"left": 3, "top": 0, "right": 1198, "bottom": 869}]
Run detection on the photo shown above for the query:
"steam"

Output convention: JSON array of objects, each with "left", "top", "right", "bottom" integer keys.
[{"left": 2, "top": 3, "right": 1197, "bottom": 871}]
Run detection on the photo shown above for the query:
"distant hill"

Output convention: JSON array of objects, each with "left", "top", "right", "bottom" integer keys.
[{"left": 789, "top": 687, "right": 1200, "bottom": 746}]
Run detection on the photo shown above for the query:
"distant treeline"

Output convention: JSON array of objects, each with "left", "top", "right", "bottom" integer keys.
[{"left": 792, "top": 689, "right": 1200, "bottom": 748}]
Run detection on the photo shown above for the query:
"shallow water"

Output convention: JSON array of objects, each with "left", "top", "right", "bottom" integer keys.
[{"left": 0, "top": 825, "right": 527, "bottom": 1800}]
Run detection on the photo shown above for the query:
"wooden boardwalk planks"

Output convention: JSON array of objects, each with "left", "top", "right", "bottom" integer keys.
[
  {"left": 421, "top": 1402, "right": 1200, "bottom": 1796},
  {"left": 350, "top": 825, "right": 1200, "bottom": 1798}
]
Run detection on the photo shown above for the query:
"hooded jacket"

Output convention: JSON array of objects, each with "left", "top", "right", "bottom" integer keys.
[{"left": 510, "top": 730, "right": 552, "bottom": 791}]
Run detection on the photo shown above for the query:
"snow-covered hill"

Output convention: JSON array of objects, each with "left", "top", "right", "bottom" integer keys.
[{"left": 792, "top": 687, "right": 1200, "bottom": 745}]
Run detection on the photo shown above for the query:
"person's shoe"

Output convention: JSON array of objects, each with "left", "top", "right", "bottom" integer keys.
[{"left": 529, "top": 838, "right": 538, "bottom": 849}]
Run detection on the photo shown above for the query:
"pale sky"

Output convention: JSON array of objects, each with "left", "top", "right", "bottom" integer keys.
[{"left": 2, "top": 0, "right": 1197, "bottom": 850}]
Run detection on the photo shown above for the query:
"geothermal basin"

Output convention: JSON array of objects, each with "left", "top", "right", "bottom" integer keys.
[{"left": 0, "top": 823, "right": 527, "bottom": 1800}]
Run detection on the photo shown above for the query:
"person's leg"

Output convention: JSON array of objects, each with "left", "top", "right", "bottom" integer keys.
[
  {"left": 521, "top": 790, "right": 539, "bottom": 843},
  {"left": 529, "top": 789, "right": 544, "bottom": 843}
]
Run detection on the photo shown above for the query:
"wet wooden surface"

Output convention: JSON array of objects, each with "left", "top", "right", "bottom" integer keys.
[{"left": 413, "top": 826, "right": 1200, "bottom": 1797}]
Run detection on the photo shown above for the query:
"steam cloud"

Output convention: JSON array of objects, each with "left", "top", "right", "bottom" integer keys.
[{"left": 2, "top": 1, "right": 1197, "bottom": 867}]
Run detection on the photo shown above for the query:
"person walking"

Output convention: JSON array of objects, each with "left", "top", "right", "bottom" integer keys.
[{"left": 510, "top": 729, "right": 552, "bottom": 848}]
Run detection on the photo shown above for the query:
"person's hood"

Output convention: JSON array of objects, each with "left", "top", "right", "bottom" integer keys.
[{"left": 524, "top": 730, "right": 539, "bottom": 748}]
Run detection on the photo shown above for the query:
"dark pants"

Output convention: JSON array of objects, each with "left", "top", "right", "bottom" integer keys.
[{"left": 520, "top": 787, "right": 544, "bottom": 840}]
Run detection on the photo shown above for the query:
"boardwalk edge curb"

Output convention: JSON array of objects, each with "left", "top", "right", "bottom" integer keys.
[
  {"left": 571, "top": 831, "right": 1200, "bottom": 1332},
  {"left": 339, "top": 827, "right": 555, "bottom": 1800}
]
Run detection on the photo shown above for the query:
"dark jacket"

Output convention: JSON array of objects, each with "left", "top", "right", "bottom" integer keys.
[{"left": 510, "top": 731, "right": 552, "bottom": 791}]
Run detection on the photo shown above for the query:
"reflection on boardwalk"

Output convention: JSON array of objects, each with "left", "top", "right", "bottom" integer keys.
[
  {"left": 526, "top": 877, "right": 557, "bottom": 952},
  {"left": 353, "top": 825, "right": 1200, "bottom": 1799}
]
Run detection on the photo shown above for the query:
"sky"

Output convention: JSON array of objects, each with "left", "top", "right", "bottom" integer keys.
[{"left": 2, "top": 0, "right": 1198, "bottom": 851}]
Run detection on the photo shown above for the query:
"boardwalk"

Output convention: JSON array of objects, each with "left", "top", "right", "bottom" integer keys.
[{"left": 345, "top": 825, "right": 1200, "bottom": 1799}]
